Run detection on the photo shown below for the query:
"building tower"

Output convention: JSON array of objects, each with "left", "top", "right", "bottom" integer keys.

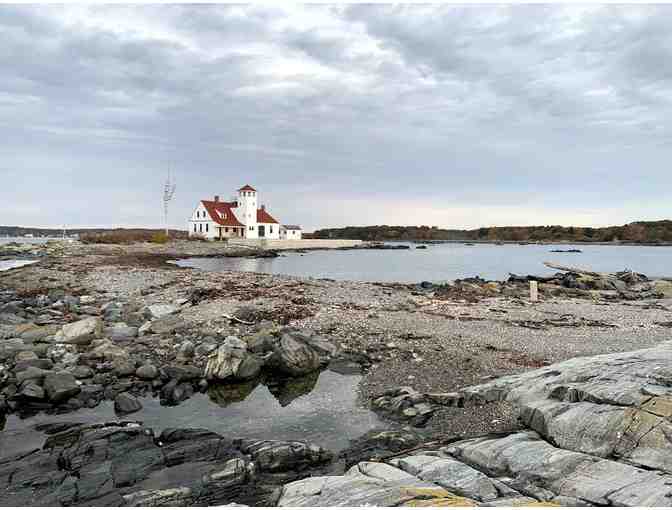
[{"left": 237, "top": 184, "right": 258, "bottom": 238}]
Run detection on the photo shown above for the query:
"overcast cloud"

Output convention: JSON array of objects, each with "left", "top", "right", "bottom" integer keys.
[{"left": 1, "top": 4, "right": 671, "bottom": 231}]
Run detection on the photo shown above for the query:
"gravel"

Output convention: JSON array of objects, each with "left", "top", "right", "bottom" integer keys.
[{"left": 3, "top": 244, "right": 672, "bottom": 438}]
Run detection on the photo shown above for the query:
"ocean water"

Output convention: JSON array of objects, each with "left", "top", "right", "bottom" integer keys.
[{"left": 173, "top": 243, "right": 672, "bottom": 283}]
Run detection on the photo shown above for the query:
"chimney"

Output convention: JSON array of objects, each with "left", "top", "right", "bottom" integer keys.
[
  {"left": 261, "top": 204, "right": 266, "bottom": 211},
  {"left": 214, "top": 195, "right": 219, "bottom": 202}
]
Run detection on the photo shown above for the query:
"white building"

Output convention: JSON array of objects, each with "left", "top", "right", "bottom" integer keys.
[
  {"left": 188, "top": 184, "right": 300, "bottom": 241},
  {"left": 280, "top": 225, "right": 302, "bottom": 240}
]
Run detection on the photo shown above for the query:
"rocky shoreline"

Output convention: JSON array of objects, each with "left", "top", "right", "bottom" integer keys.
[{"left": 2, "top": 241, "right": 672, "bottom": 505}]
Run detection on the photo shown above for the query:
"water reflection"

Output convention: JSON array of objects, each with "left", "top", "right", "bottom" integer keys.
[{"left": 1, "top": 368, "right": 385, "bottom": 453}]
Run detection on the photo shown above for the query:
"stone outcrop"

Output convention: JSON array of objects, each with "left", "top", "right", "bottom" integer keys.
[
  {"left": 204, "top": 337, "right": 263, "bottom": 381},
  {"left": 276, "top": 340, "right": 672, "bottom": 507},
  {"left": 54, "top": 317, "right": 103, "bottom": 345},
  {"left": 0, "top": 422, "right": 332, "bottom": 507},
  {"left": 372, "top": 386, "right": 435, "bottom": 426}
]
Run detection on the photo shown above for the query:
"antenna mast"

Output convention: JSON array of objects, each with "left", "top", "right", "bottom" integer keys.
[{"left": 163, "top": 169, "right": 177, "bottom": 236}]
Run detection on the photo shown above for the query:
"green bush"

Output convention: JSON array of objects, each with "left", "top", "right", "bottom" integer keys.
[{"left": 150, "top": 232, "right": 170, "bottom": 244}]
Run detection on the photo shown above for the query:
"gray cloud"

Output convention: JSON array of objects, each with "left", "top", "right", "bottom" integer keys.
[{"left": 1, "top": 5, "right": 671, "bottom": 230}]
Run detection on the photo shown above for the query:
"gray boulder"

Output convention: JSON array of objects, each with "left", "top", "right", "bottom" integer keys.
[
  {"left": 18, "top": 380, "right": 46, "bottom": 400},
  {"left": 114, "top": 392, "right": 143, "bottom": 414},
  {"left": 104, "top": 324, "right": 138, "bottom": 341},
  {"left": 145, "top": 303, "right": 180, "bottom": 319},
  {"left": 54, "top": 317, "right": 103, "bottom": 345},
  {"left": 136, "top": 363, "right": 159, "bottom": 380},
  {"left": 205, "top": 337, "right": 261, "bottom": 381},
  {"left": 270, "top": 333, "right": 321, "bottom": 376},
  {"left": 177, "top": 340, "right": 195, "bottom": 361},
  {"left": 43, "top": 371, "right": 81, "bottom": 402}
]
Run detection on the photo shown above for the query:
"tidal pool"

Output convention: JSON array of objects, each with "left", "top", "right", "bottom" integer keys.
[{"left": 1, "top": 367, "right": 386, "bottom": 456}]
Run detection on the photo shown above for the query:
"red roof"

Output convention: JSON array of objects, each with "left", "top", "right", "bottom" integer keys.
[
  {"left": 257, "top": 208, "right": 279, "bottom": 224},
  {"left": 238, "top": 184, "right": 256, "bottom": 192},
  {"left": 201, "top": 200, "right": 244, "bottom": 227}
]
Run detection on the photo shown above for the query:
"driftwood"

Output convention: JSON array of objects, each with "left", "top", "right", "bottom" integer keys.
[
  {"left": 222, "top": 313, "right": 254, "bottom": 325},
  {"left": 543, "top": 261, "right": 612, "bottom": 277}
]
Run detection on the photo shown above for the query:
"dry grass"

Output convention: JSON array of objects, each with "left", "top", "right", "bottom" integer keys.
[{"left": 79, "top": 229, "right": 188, "bottom": 244}]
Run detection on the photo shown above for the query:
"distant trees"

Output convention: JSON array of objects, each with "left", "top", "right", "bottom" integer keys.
[{"left": 310, "top": 220, "right": 672, "bottom": 243}]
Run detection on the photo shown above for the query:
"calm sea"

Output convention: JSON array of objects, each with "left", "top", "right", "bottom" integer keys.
[{"left": 172, "top": 243, "right": 672, "bottom": 283}]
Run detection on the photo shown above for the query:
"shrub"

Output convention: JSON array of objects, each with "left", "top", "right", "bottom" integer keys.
[{"left": 150, "top": 232, "right": 170, "bottom": 244}]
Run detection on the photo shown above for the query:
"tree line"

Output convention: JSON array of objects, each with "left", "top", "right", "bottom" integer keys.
[{"left": 309, "top": 220, "right": 672, "bottom": 243}]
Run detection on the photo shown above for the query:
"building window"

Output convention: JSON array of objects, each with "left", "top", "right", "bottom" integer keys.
[
  {"left": 249, "top": 226, "right": 254, "bottom": 231},
  {"left": 194, "top": 224, "right": 197, "bottom": 233},
  {"left": 199, "top": 224, "right": 202, "bottom": 233},
  {"left": 206, "top": 223, "right": 209, "bottom": 232},
  {"left": 270, "top": 226, "right": 273, "bottom": 233},
  {"left": 225, "top": 227, "right": 229, "bottom": 233}
]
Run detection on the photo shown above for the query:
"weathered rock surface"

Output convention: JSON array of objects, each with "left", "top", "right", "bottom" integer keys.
[
  {"left": 270, "top": 332, "right": 322, "bottom": 376},
  {"left": 43, "top": 371, "right": 80, "bottom": 402},
  {"left": 277, "top": 340, "right": 672, "bottom": 507},
  {"left": 372, "top": 386, "right": 435, "bottom": 426},
  {"left": 54, "top": 317, "right": 103, "bottom": 345},
  {"left": 0, "top": 422, "right": 332, "bottom": 507},
  {"left": 205, "top": 337, "right": 262, "bottom": 381},
  {"left": 114, "top": 392, "right": 143, "bottom": 414}
]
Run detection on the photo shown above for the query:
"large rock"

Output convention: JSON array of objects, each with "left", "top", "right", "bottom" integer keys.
[
  {"left": 43, "top": 371, "right": 81, "bottom": 402},
  {"left": 114, "top": 392, "right": 143, "bottom": 414},
  {"left": 145, "top": 304, "right": 180, "bottom": 319},
  {"left": 270, "top": 332, "right": 322, "bottom": 376},
  {"left": 54, "top": 318, "right": 103, "bottom": 345},
  {"left": 240, "top": 439, "right": 332, "bottom": 473},
  {"left": 104, "top": 324, "right": 138, "bottom": 341},
  {"left": 136, "top": 363, "right": 159, "bottom": 380},
  {"left": 455, "top": 340, "right": 672, "bottom": 472},
  {"left": 204, "top": 337, "right": 261, "bottom": 381},
  {"left": 276, "top": 462, "right": 477, "bottom": 507},
  {"left": 88, "top": 339, "right": 129, "bottom": 362}
]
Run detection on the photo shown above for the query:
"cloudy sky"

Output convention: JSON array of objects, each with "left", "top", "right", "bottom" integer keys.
[{"left": 1, "top": 4, "right": 671, "bottom": 231}]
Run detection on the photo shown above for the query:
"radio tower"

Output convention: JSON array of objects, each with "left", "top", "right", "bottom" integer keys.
[{"left": 163, "top": 169, "right": 177, "bottom": 236}]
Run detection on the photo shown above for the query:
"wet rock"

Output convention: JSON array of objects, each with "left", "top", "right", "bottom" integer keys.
[
  {"left": 163, "top": 364, "right": 201, "bottom": 382},
  {"left": 123, "top": 487, "right": 193, "bottom": 506},
  {"left": 340, "top": 428, "right": 424, "bottom": 468},
  {"left": 43, "top": 371, "right": 80, "bottom": 402},
  {"left": 372, "top": 387, "right": 435, "bottom": 427},
  {"left": 114, "top": 392, "right": 143, "bottom": 414},
  {"left": 246, "top": 333, "right": 277, "bottom": 354},
  {"left": 269, "top": 332, "right": 321, "bottom": 376},
  {"left": 136, "top": 363, "right": 159, "bottom": 380},
  {"left": 160, "top": 379, "right": 193, "bottom": 406},
  {"left": 17, "top": 380, "right": 45, "bottom": 400},
  {"left": 240, "top": 439, "right": 332, "bottom": 473},
  {"left": 195, "top": 341, "right": 218, "bottom": 357},
  {"left": 54, "top": 317, "right": 103, "bottom": 345},
  {"left": 205, "top": 337, "right": 261, "bottom": 381}
]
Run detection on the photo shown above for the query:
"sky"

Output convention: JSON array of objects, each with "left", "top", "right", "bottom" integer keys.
[{"left": 1, "top": 4, "right": 671, "bottom": 231}]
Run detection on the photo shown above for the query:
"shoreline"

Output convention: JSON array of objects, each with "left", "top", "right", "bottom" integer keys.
[{"left": 2, "top": 243, "right": 672, "bottom": 504}]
